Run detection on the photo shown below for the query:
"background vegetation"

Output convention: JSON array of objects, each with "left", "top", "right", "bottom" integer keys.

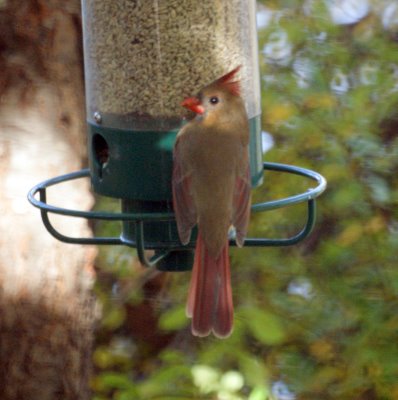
[{"left": 92, "top": 1, "right": 398, "bottom": 399}]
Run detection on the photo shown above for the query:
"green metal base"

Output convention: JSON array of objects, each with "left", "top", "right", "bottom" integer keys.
[
  {"left": 27, "top": 162, "right": 327, "bottom": 271},
  {"left": 120, "top": 198, "right": 197, "bottom": 249},
  {"left": 147, "top": 250, "right": 194, "bottom": 272},
  {"left": 87, "top": 115, "right": 263, "bottom": 201}
]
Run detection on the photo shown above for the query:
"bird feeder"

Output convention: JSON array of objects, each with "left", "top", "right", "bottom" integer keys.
[{"left": 28, "top": 0, "right": 326, "bottom": 271}]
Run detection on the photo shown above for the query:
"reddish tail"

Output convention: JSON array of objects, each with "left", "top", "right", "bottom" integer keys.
[{"left": 186, "top": 233, "right": 233, "bottom": 338}]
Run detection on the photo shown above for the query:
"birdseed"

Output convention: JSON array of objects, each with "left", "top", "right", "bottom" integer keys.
[{"left": 82, "top": 0, "right": 260, "bottom": 130}]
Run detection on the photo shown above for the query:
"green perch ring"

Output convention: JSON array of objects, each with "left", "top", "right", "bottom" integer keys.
[{"left": 27, "top": 162, "right": 326, "bottom": 271}]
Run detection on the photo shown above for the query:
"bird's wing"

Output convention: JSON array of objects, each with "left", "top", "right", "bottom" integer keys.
[
  {"left": 172, "top": 136, "right": 197, "bottom": 245},
  {"left": 232, "top": 155, "right": 251, "bottom": 247}
]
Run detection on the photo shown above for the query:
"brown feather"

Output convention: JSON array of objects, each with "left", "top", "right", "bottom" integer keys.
[
  {"left": 172, "top": 66, "right": 251, "bottom": 338},
  {"left": 190, "top": 234, "right": 233, "bottom": 338},
  {"left": 214, "top": 65, "right": 242, "bottom": 96}
]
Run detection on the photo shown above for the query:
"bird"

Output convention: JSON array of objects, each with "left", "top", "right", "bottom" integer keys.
[{"left": 172, "top": 66, "right": 251, "bottom": 338}]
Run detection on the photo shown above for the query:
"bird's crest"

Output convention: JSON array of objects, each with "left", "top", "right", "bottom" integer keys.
[{"left": 214, "top": 65, "right": 242, "bottom": 96}]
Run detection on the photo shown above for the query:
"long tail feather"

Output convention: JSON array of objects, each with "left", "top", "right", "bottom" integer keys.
[
  {"left": 213, "top": 244, "right": 233, "bottom": 338},
  {"left": 186, "top": 237, "right": 200, "bottom": 318},
  {"left": 187, "top": 233, "right": 233, "bottom": 338}
]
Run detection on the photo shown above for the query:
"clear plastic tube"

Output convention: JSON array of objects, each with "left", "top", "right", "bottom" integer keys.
[{"left": 81, "top": 0, "right": 261, "bottom": 131}]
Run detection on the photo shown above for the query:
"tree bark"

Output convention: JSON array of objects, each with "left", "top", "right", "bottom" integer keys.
[{"left": 0, "top": 1, "right": 96, "bottom": 399}]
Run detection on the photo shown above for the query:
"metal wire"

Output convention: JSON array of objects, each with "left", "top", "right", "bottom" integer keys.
[{"left": 27, "top": 162, "right": 327, "bottom": 266}]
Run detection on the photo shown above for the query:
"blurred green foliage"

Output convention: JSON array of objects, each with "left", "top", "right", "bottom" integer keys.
[{"left": 92, "top": 1, "right": 398, "bottom": 399}]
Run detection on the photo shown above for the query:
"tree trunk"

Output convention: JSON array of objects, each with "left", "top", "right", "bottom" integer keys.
[{"left": 0, "top": 1, "right": 96, "bottom": 399}]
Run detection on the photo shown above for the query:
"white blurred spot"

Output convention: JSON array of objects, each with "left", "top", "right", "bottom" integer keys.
[
  {"left": 220, "top": 371, "right": 244, "bottom": 392},
  {"left": 256, "top": 6, "right": 273, "bottom": 29},
  {"left": 330, "top": 69, "right": 350, "bottom": 94},
  {"left": 382, "top": 2, "right": 398, "bottom": 32},
  {"left": 326, "top": 0, "right": 370, "bottom": 25},
  {"left": 262, "top": 30, "right": 292, "bottom": 66},
  {"left": 314, "top": 31, "right": 328, "bottom": 43},
  {"left": 261, "top": 131, "right": 274, "bottom": 154},
  {"left": 293, "top": 57, "right": 314, "bottom": 88},
  {"left": 192, "top": 365, "right": 220, "bottom": 394},
  {"left": 288, "top": 278, "right": 314, "bottom": 300},
  {"left": 271, "top": 381, "right": 296, "bottom": 400},
  {"left": 228, "top": 226, "right": 236, "bottom": 240}
]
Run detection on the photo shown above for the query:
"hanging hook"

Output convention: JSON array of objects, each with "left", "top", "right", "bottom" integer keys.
[{"left": 134, "top": 220, "right": 171, "bottom": 268}]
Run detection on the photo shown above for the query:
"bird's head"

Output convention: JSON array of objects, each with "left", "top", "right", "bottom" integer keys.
[{"left": 181, "top": 66, "right": 243, "bottom": 124}]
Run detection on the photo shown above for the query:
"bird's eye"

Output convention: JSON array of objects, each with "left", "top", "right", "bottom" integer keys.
[{"left": 209, "top": 96, "right": 219, "bottom": 105}]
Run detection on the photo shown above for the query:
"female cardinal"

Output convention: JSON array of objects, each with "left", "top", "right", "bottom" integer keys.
[{"left": 172, "top": 66, "right": 251, "bottom": 338}]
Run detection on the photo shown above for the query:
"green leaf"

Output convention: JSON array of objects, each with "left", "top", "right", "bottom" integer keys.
[
  {"left": 114, "top": 389, "right": 139, "bottom": 400},
  {"left": 98, "top": 372, "right": 135, "bottom": 391},
  {"left": 243, "top": 308, "right": 287, "bottom": 345},
  {"left": 158, "top": 305, "right": 189, "bottom": 331},
  {"left": 239, "top": 355, "right": 269, "bottom": 386},
  {"left": 101, "top": 307, "right": 126, "bottom": 330},
  {"left": 248, "top": 385, "right": 270, "bottom": 400}
]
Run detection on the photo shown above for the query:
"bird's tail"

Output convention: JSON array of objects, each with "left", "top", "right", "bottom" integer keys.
[{"left": 186, "top": 233, "right": 233, "bottom": 338}]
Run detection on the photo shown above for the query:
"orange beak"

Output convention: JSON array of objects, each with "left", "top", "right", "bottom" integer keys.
[{"left": 181, "top": 97, "right": 205, "bottom": 114}]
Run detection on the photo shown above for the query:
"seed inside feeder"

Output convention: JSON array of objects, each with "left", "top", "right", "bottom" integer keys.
[{"left": 82, "top": 0, "right": 260, "bottom": 131}]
